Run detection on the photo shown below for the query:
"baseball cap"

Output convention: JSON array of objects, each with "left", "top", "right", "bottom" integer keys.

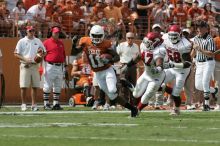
[
  {"left": 168, "top": 4, "right": 174, "bottom": 9},
  {"left": 51, "top": 27, "right": 60, "bottom": 33},
  {"left": 182, "top": 28, "right": 190, "bottom": 34},
  {"left": 152, "top": 24, "right": 162, "bottom": 29},
  {"left": 122, "top": 0, "right": 129, "bottom": 3},
  {"left": 26, "top": 26, "right": 34, "bottom": 31},
  {"left": 126, "top": 32, "right": 134, "bottom": 38}
]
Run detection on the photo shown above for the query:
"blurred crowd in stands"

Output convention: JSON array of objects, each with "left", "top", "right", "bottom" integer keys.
[{"left": 0, "top": 0, "right": 219, "bottom": 39}]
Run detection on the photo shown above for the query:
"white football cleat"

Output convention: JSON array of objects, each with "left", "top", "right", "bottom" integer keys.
[
  {"left": 214, "top": 105, "right": 220, "bottom": 111},
  {"left": 21, "top": 104, "right": 27, "bottom": 111},
  {"left": 103, "top": 103, "right": 110, "bottom": 111},
  {"left": 170, "top": 108, "right": 180, "bottom": 116}
]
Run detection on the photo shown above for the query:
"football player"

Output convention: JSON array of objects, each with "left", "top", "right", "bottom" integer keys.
[
  {"left": 161, "top": 24, "right": 192, "bottom": 115},
  {"left": 71, "top": 52, "right": 93, "bottom": 103},
  {"left": 132, "top": 32, "right": 166, "bottom": 112},
  {"left": 74, "top": 25, "right": 138, "bottom": 117}
]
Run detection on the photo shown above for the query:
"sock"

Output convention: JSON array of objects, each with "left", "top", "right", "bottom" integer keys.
[
  {"left": 204, "top": 92, "right": 210, "bottom": 105},
  {"left": 172, "top": 95, "right": 181, "bottom": 107},
  {"left": 165, "top": 86, "right": 173, "bottom": 95},
  {"left": 53, "top": 92, "right": 60, "bottom": 106},
  {"left": 43, "top": 92, "right": 50, "bottom": 106},
  {"left": 137, "top": 102, "right": 147, "bottom": 111}
]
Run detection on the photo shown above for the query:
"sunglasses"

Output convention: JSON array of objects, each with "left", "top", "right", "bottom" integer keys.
[
  {"left": 28, "top": 30, "right": 35, "bottom": 32},
  {"left": 127, "top": 37, "right": 134, "bottom": 39}
]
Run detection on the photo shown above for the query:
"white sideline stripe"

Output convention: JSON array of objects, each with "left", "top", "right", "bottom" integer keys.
[
  {"left": 0, "top": 110, "right": 208, "bottom": 115},
  {"left": 0, "top": 123, "right": 219, "bottom": 131},
  {"left": 1, "top": 134, "right": 220, "bottom": 144},
  {"left": 0, "top": 123, "right": 138, "bottom": 128}
]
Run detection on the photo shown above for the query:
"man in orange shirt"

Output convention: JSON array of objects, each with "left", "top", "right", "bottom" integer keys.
[
  {"left": 187, "top": 1, "right": 202, "bottom": 22},
  {"left": 172, "top": 0, "right": 188, "bottom": 27},
  {"left": 214, "top": 27, "right": 220, "bottom": 110},
  {"left": 104, "top": 0, "right": 123, "bottom": 24}
]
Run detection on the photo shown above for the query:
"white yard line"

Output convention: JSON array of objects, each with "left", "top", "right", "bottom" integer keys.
[
  {"left": 1, "top": 134, "right": 220, "bottom": 144},
  {"left": 0, "top": 110, "right": 209, "bottom": 115},
  {"left": 0, "top": 122, "right": 219, "bottom": 131},
  {"left": 0, "top": 122, "right": 138, "bottom": 128}
]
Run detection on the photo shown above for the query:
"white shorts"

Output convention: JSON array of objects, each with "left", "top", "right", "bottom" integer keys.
[{"left": 19, "top": 63, "right": 40, "bottom": 88}]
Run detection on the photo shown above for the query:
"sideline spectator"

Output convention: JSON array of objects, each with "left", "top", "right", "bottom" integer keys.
[
  {"left": 104, "top": 0, "right": 123, "bottom": 24},
  {"left": 117, "top": 32, "right": 139, "bottom": 104},
  {"left": 183, "top": 0, "right": 193, "bottom": 12},
  {"left": 187, "top": 0, "right": 203, "bottom": 22},
  {"left": 92, "top": 0, "right": 105, "bottom": 15},
  {"left": 12, "top": 0, "right": 26, "bottom": 37},
  {"left": 71, "top": 51, "right": 93, "bottom": 104},
  {"left": 26, "top": 0, "right": 48, "bottom": 38},
  {"left": 173, "top": 0, "right": 188, "bottom": 27},
  {"left": 43, "top": 26, "right": 67, "bottom": 110},
  {"left": 120, "top": 0, "right": 133, "bottom": 33},
  {"left": 150, "top": 0, "right": 165, "bottom": 27},
  {"left": 164, "top": 4, "right": 175, "bottom": 26},
  {"left": 14, "top": 25, "right": 46, "bottom": 111},
  {"left": 0, "top": 1, "right": 13, "bottom": 37}
]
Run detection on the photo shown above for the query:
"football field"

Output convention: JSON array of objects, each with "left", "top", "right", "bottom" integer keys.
[{"left": 0, "top": 107, "right": 220, "bottom": 146}]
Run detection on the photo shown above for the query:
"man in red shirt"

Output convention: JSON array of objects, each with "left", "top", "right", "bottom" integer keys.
[{"left": 43, "top": 26, "right": 67, "bottom": 110}]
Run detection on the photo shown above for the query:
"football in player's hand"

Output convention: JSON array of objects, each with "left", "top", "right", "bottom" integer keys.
[
  {"left": 100, "top": 54, "right": 112, "bottom": 64},
  {"left": 34, "top": 49, "right": 44, "bottom": 63}
]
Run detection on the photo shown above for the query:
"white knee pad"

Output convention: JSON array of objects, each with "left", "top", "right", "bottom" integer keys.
[
  {"left": 133, "top": 89, "right": 141, "bottom": 98},
  {"left": 43, "top": 87, "right": 51, "bottom": 93},
  {"left": 141, "top": 91, "right": 155, "bottom": 104}
]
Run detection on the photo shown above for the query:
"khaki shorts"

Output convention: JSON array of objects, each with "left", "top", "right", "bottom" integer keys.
[{"left": 19, "top": 63, "right": 40, "bottom": 88}]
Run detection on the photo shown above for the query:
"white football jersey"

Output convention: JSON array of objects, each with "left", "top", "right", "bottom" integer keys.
[
  {"left": 140, "top": 42, "right": 165, "bottom": 75},
  {"left": 162, "top": 37, "right": 192, "bottom": 63}
]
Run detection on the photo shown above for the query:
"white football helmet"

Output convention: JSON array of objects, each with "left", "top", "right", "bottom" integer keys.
[
  {"left": 142, "top": 32, "right": 163, "bottom": 50},
  {"left": 89, "top": 25, "right": 105, "bottom": 44},
  {"left": 168, "top": 25, "right": 181, "bottom": 44}
]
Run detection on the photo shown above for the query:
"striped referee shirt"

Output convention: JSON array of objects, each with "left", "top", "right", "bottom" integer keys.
[{"left": 193, "top": 34, "right": 215, "bottom": 62}]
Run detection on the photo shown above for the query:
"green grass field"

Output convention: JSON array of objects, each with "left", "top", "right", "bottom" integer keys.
[{"left": 0, "top": 107, "right": 220, "bottom": 146}]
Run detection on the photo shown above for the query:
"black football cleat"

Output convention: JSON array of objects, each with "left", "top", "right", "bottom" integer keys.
[
  {"left": 44, "top": 104, "right": 52, "bottom": 110},
  {"left": 131, "top": 107, "right": 139, "bottom": 117},
  {"left": 52, "top": 104, "right": 63, "bottom": 110},
  {"left": 203, "top": 105, "right": 211, "bottom": 111}
]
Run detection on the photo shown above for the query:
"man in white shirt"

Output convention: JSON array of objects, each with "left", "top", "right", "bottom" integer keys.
[
  {"left": 14, "top": 26, "right": 46, "bottom": 111},
  {"left": 116, "top": 32, "right": 140, "bottom": 104},
  {"left": 26, "top": 0, "right": 48, "bottom": 38}
]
